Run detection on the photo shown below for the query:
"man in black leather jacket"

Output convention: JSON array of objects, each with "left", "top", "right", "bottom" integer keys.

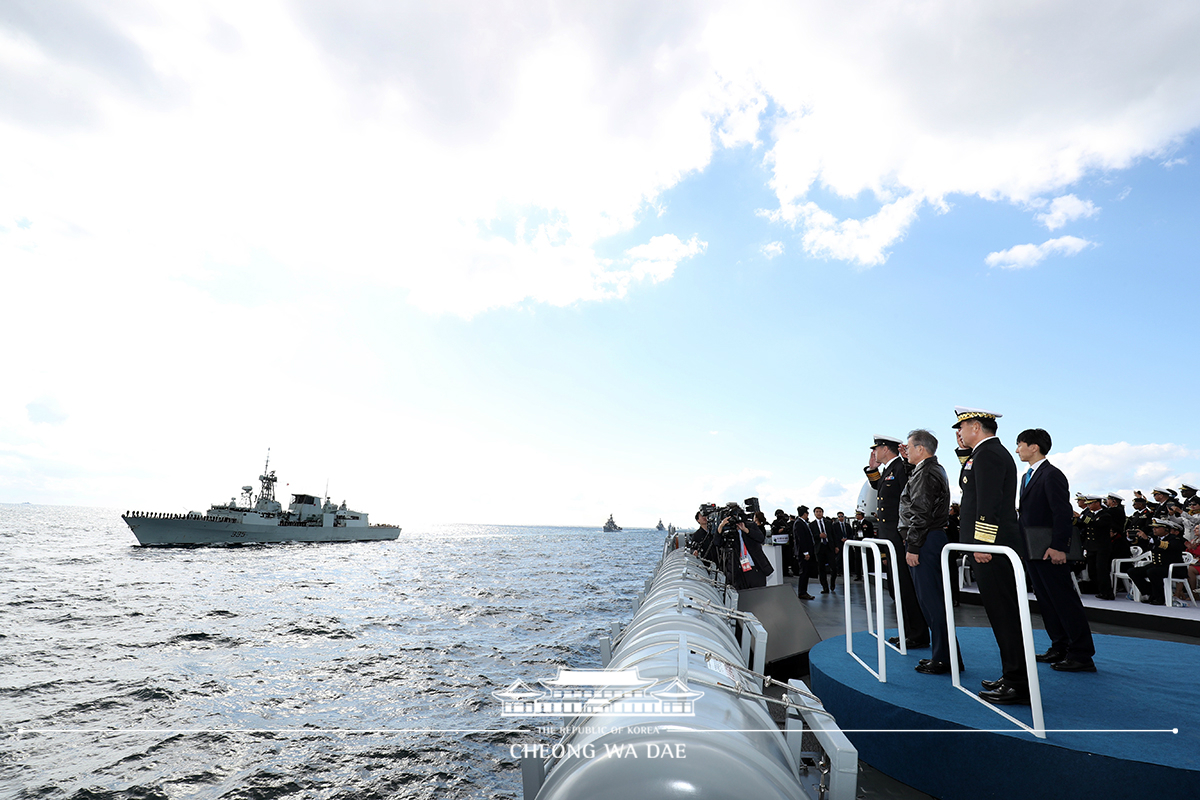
[{"left": 899, "top": 429, "right": 958, "bottom": 674}]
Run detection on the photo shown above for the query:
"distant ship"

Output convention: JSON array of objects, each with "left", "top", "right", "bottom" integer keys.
[
  {"left": 655, "top": 519, "right": 665, "bottom": 531},
  {"left": 122, "top": 454, "right": 400, "bottom": 546},
  {"left": 603, "top": 514, "right": 622, "bottom": 532}
]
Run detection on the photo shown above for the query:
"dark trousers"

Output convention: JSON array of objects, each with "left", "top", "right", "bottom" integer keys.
[
  {"left": 1131, "top": 563, "right": 1171, "bottom": 604},
  {"left": 973, "top": 554, "right": 1028, "bottom": 689},
  {"left": 796, "top": 553, "right": 812, "bottom": 596},
  {"left": 784, "top": 544, "right": 800, "bottom": 577},
  {"left": 908, "top": 530, "right": 960, "bottom": 667},
  {"left": 884, "top": 527, "right": 929, "bottom": 643},
  {"left": 1028, "top": 559, "right": 1095, "bottom": 659},
  {"left": 816, "top": 545, "right": 838, "bottom": 591},
  {"left": 1085, "top": 538, "right": 1113, "bottom": 597},
  {"left": 948, "top": 550, "right": 963, "bottom": 606}
]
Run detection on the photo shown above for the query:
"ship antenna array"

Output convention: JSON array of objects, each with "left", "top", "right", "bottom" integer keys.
[{"left": 258, "top": 448, "right": 277, "bottom": 503}]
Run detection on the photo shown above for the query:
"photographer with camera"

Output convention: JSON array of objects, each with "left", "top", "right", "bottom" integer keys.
[
  {"left": 689, "top": 509, "right": 717, "bottom": 563},
  {"left": 716, "top": 500, "right": 773, "bottom": 590}
]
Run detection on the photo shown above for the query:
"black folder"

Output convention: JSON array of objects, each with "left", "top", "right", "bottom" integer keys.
[{"left": 1024, "top": 526, "right": 1083, "bottom": 561}]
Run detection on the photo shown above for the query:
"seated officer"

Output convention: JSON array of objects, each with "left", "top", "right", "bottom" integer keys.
[{"left": 1129, "top": 518, "right": 1187, "bottom": 606}]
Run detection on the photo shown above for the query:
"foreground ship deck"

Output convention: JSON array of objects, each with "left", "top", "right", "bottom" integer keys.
[{"left": 122, "top": 455, "right": 399, "bottom": 546}]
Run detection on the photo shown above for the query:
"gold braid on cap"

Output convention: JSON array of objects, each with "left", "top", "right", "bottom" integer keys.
[{"left": 956, "top": 410, "right": 996, "bottom": 424}]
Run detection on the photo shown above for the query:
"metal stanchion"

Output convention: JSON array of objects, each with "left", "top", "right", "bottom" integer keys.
[
  {"left": 842, "top": 538, "right": 906, "bottom": 681},
  {"left": 941, "top": 543, "right": 1045, "bottom": 739}
]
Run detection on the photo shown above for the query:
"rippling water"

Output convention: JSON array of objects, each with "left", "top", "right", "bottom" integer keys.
[{"left": 0, "top": 505, "right": 665, "bottom": 799}]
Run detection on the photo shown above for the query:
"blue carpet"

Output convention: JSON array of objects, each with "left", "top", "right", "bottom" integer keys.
[{"left": 809, "top": 629, "right": 1200, "bottom": 800}]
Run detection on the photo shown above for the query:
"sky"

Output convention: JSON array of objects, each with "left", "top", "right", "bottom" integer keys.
[{"left": 3, "top": 1, "right": 1200, "bottom": 528}]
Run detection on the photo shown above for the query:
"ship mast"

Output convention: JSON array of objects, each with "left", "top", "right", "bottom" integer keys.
[{"left": 259, "top": 448, "right": 277, "bottom": 504}]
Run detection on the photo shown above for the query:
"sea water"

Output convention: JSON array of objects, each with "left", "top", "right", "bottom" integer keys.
[{"left": 0, "top": 505, "right": 665, "bottom": 799}]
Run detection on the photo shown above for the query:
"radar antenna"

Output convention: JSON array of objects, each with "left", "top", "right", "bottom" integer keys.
[{"left": 258, "top": 447, "right": 277, "bottom": 504}]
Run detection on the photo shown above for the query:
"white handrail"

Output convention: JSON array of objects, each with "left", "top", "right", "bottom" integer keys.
[
  {"left": 940, "top": 543, "right": 1045, "bottom": 739},
  {"left": 842, "top": 538, "right": 907, "bottom": 682}
]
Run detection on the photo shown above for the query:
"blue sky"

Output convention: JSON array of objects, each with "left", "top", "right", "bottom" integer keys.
[{"left": 3, "top": 1, "right": 1199, "bottom": 526}]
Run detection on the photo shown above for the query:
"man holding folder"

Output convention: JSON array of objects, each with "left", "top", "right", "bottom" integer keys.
[{"left": 1016, "top": 428, "right": 1097, "bottom": 673}]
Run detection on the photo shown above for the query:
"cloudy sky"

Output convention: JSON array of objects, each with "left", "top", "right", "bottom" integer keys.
[{"left": 3, "top": 0, "right": 1199, "bottom": 527}]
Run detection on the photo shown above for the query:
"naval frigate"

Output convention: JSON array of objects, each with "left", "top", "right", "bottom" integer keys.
[{"left": 121, "top": 455, "right": 401, "bottom": 546}]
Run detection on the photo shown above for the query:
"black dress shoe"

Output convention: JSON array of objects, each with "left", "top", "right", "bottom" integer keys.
[
  {"left": 799, "top": 594, "right": 815, "bottom": 600},
  {"left": 978, "top": 686, "right": 1030, "bottom": 705},
  {"left": 1034, "top": 649, "right": 1066, "bottom": 663},
  {"left": 821, "top": 589, "right": 830, "bottom": 594},
  {"left": 887, "top": 636, "right": 930, "bottom": 648},
  {"left": 980, "top": 678, "right": 1004, "bottom": 691},
  {"left": 1052, "top": 659, "right": 1097, "bottom": 672},
  {"left": 916, "top": 661, "right": 952, "bottom": 674},
  {"left": 1094, "top": 593, "right": 1115, "bottom": 600}
]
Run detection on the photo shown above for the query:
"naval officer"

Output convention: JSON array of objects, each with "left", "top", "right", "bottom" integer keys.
[
  {"left": 865, "top": 434, "right": 929, "bottom": 649},
  {"left": 954, "top": 407, "right": 1028, "bottom": 705}
]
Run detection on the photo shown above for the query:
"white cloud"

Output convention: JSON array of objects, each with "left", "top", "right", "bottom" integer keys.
[
  {"left": 4, "top": 0, "right": 1200, "bottom": 321},
  {"left": 627, "top": 234, "right": 706, "bottom": 284},
  {"left": 984, "top": 235, "right": 1093, "bottom": 270},
  {"left": 760, "top": 241, "right": 784, "bottom": 259},
  {"left": 719, "top": 1, "right": 1200, "bottom": 265},
  {"left": 770, "top": 195, "right": 923, "bottom": 266},
  {"left": 1162, "top": 157, "right": 1188, "bottom": 168},
  {"left": 1051, "top": 442, "right": 1196, "bottom": 495},
  {"left": 1035, "top": 194, "right": 1099, "bottom": 230}
]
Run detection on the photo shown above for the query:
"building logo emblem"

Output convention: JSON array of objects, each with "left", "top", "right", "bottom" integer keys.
[{"left": 493, "top": 667, "right": 703, "bottom": 717}]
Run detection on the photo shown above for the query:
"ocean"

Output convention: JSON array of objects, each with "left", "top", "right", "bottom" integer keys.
[{"left": 1, "top": 505, "right": 666, "bottom": 799}]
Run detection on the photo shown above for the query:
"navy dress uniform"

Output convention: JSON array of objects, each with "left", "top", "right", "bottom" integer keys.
[
  {"left": 865, "top": 434, "right": 929, "bottom": 647},
  {"left": 954, "top": 407, "right": 1027, "bottom": 701},
  {"left": 1129, "top": 519, "right": 1187, "bottom": 605},
  {"left": 1074, "top": 496, "right": 1115, "bottom": 599}
]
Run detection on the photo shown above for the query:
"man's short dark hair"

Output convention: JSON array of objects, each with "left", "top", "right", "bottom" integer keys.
[
  {"left": 908, "top": 428, "right": 938, "bottom": 454},
  {"left": 978, "top": 416, "right": 998, "bottom": 435},
  {"left": 1017, "top": 428, "right": 1053, "bottom": 455},
  {"left": 813, "top": 506, "right": 823, "bottom": 513}
]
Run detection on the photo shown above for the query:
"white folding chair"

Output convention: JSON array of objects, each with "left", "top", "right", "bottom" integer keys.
[
  {"left": 958, "top": 554, "right": 974, "bottom": 589},
  {"left": 1166, "top": 553, "right": 1196, "bottom": 607},
  {"left": 1111, "top": 546, "right": 1147, "bottom": 600}
]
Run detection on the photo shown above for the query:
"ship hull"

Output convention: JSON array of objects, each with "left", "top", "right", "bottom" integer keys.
[{"left": 122, "top": 515, "right": 401, "bottom": 546}]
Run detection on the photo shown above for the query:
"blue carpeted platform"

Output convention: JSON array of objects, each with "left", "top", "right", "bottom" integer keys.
[{"left": 809, "top": 629, "right": 1200, "bottom": 800}]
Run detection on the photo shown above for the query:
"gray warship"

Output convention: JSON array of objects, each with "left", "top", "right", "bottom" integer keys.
[{"left": 122, "top": 455, "right": 401, "bottom": 546}]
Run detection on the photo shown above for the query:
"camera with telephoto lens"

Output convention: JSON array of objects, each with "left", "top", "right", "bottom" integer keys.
[{"left": 719, "top": 502, "right": 746, "bottom": 542}]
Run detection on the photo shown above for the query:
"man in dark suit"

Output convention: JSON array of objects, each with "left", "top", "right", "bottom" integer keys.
[
  {"left": 810, "top": 507, "right": 842, "bottom": 593},
  {"left": 793, "top": 506, "right": 815, "bottom": 599},
  {"left": 1016, "top": 428, "right": 1096, "bottom": 672},
  {"left": 954, "top": 407, "right": 1027, "bottom": 705},
  {"left": 866, "top": 435, "right": 929, "bottom": 648}
]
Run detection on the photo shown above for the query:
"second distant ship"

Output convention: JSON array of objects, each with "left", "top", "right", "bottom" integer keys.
[
  {"left": 603, "top": 514, "right": 622, "bottom": 532},
  {"left": 122, "top": 455, "right": 401, "bottom": 546}
]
